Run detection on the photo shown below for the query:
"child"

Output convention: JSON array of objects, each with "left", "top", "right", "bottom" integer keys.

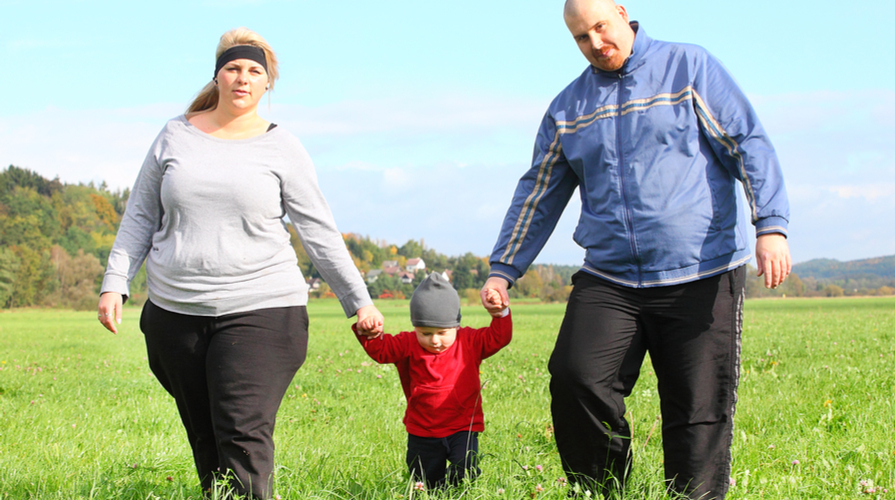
[{"left": 354, "top": 272, "right": 511, "bottom": 489}]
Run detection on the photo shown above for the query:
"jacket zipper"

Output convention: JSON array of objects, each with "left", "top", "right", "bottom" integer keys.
[{"left": 615, "top": 72, "right": 641, "bottom": 285}]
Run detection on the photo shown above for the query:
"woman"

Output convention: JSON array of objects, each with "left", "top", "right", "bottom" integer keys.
[{"left": 97, "top": 27, "right": 383, "bottom": 499}]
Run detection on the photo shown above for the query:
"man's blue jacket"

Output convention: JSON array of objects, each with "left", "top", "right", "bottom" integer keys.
[{"left": 489, "top": 24, "right": 789, "bottom": 288}]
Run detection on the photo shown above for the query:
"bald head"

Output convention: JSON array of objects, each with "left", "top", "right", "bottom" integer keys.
[
  {"left": 564, "top": 0, "right": 617, "bottom": 23},
  {"left": 563, "top": 0, "right": 634, "bottom": 72}
]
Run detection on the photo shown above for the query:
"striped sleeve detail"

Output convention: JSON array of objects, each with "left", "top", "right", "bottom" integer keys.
[
  {"left": 691, "top": 89, "right": 759, "bottom": 222},
  {"left": 498, "top": 86, "right": 728, "bottom": 270},
  {"left": 498, "top": 103, "right": 622, "bottom": 267},
  {"left": 756, "top": 225, "right": 788, "bottom": 236},
  {"left": 556, "top": 104, "right": 618, "bottom": 132},
  {"left": 488, "top": 269, "right": 517, "bottom": 284},
  {"left": 498, "top": 137, "right": 564, "bottom": 266},
  {"left": 620, "top": 87, "right": 694, "bottom": 116}
]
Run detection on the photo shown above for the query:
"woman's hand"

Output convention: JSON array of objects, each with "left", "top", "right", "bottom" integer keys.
[
  {"left": 97, "top": 292, "right": 123, "bottom": 334},
  {"left": 355, "top": 304, "right": 384, "bottom": 338}
]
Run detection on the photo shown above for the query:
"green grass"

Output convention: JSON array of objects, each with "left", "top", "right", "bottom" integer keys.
[{"left": 0, "top": 297, "right": 893, "bottom": 499}]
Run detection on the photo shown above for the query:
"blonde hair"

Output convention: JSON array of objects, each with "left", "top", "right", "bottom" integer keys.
[{"left": 186, "top": 27, "right": 280, "bottom": 114}]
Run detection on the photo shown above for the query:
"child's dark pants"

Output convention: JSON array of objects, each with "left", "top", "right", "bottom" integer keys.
[{"left": 407, "top": 431, "right": 480, "bottom": 488}]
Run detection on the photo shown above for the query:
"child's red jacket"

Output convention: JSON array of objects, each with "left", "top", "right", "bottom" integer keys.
[{"left": 354, "top": 311, "right": 512, "bottom": 438}]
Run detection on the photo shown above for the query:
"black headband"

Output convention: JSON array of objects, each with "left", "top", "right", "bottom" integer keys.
[{"left": 214, "top": 45, "right": 268, "bottom": 78}]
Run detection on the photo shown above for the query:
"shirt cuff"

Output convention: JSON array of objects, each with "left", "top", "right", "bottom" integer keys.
[
  {"left": 755, "top": 216, "right": 789, "bottom": 238},
  {"left": 100, "top": 273, "right": 130, "bottom": 298},
  {"left": 488, "top": 263, "right": 521, "bottom": 287},
  {"left": 338, "top": 285, "right": 374, "bottom": 318}
]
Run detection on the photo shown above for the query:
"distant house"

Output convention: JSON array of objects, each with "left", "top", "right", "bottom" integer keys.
[
  {"left": 406, "top": 258, "right": 426, "bottom": 272},
  {"left": 442, "top": 270, "right": 453, "bottom": 282},
  {"left": 366, "top": 269, "right": 383, "bottom": 283},
  {"left": 383, "top": 265, "right": 401, "bottom": 276},
  {"left": 399, "top": 271, "right": 415, "bottom": 285},
  {"left": 382, "top": 260, "right": 399, "bottom": 269}
]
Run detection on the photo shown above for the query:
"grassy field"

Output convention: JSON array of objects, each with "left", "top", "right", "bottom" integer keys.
[{"left": 0, "top": 297, "right": 893, "bottom": 499}]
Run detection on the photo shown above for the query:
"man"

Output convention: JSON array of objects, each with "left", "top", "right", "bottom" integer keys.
[{"left": 480, "top": 0, "right": 791, "bottom": 498}]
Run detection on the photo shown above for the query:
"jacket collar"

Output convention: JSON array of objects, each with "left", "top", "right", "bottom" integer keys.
[{"left": 592, "top": 21, "right": 651, "bottom": 76}]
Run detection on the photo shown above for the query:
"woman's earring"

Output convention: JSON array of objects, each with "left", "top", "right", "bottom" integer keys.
[
  {"left": 213, "top": 78, "right": 218, "bottom": 85},
  {"left": 265, "top": 85, "right": 270, "bottom": 90}
]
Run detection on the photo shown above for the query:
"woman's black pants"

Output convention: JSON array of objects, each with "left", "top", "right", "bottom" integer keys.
[
  {"left": 141, "top": 300, "right": 308, "bottom": 500},
  {"left": 548, "top": 268, "right": 744, "bottom": 500}
]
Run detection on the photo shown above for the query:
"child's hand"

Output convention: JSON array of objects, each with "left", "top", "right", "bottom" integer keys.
[
  {"left": 484, "top": 288, "right": 508, "bottom": 318},
  {"left": 481, "top": 277, "right": 509, "bottom": 317},
  {"left": 356, "top": 317, "right": 382, "bottom": 338},
  {"left": 355, "top": 305, "right": 384, "bottom": 338}
]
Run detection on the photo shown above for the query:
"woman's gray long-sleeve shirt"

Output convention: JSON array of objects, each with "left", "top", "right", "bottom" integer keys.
[{"left": 101, "top": 115, "right": 372, "bottom": 318}]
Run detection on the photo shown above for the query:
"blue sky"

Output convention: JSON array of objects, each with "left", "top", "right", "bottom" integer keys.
[{"left": 2, "top": 0, "right": 893, "bottom": 265}]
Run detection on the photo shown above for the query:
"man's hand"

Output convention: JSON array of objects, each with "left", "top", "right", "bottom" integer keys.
[
  {"left": 480, "top": 277, "right": 510, "bottom": 316},
  {"left": 755, "top": 233, "right": 791, "bottom": 289},
  {"left": 483, "top": 288, "right": 508, "bottom": 318},
  {"left": 97, "top": 292, "right": 123, "bottom": 334},
  {"left": 355, "top": 304, "right": 384, "bottom": 338}
]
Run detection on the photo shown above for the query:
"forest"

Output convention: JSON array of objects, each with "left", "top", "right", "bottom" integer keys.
[
  {"left": 2, "top": 164, "right": 891, "bottom": 311},
  {"left": 0, "top": 165, "right": 574, "bottom": 310}
]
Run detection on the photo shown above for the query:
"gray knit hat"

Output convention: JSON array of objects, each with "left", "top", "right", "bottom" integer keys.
[{"left": 409, "top": 272, "right": 461, "bottom": 328}]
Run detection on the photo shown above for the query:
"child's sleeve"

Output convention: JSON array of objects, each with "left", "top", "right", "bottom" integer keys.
[
  {"left": 474, "top": 309, "right": 513, "bottom": 359},
  {"left": 353, "top": 324, "right": 409, "bottom": 364}
]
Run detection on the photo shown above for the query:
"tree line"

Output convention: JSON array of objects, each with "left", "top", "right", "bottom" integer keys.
[
  {"left": 0, "top": 165, "right": 574, "bottom": 310},
  {"left": 2, "top": 165, "right": 891, "bottom": 311},
  {"left": 745, "top": 268, "right": 894, "bottom": 299},
  {"left": 0, "top": 165, "right": 129, "bottom": 309}
]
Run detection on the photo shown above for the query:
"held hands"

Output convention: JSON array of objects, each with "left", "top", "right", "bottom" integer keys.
[
  {"left": 480, "top": 277, "right": 510, "bottom": 317},
  {"left": 755, "top": 233, "right": 792, "bottom": 289},
  {"left": 97, "top": 292, "right": 123, "bottom": 334},
  {"left": 355, "top": 304, "right": 384, "bottom": 338}
]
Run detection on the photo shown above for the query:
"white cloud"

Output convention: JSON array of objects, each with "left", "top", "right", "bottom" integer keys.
[
  {"left": 5, "top": 38, "right": 67, "bottom": 50},
  {"left": 3, "top": 89, "right": 893, "bottom": 264},
  {"left": 381, "top": 167, "right": 414, "bottom": 193},
  {"left": 750, "top": 89, "right": 895, "bottom": 261},
  {"left": 752, "top": 90, "right": 895, "bottom": 177},
  {"left": 269, "top": 94, "right": 545, "bottom": 137},
  {"left": 1, "top": 103, "right": 183, "bottom": 190},
  {"left": 828, "top": 183, "right": 895, "bottom": 201},
  {"left": 314, "top": 159, "right": 584, "bottom": 265}
]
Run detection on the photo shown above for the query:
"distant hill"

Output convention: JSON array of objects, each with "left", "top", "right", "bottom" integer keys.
[
  {"left": 792, "top": 254, "right": 895, "bottom": 292},
  {"left": 793, "top": 255, "right": 895, "bottom": 280}
]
